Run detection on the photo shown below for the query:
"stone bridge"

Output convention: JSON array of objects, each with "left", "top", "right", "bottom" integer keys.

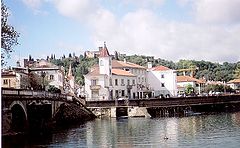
[
  {"left": 86, "top": 94, "right": 240, "bottom": 108},
  {"left": 2, "top": 88, "right": 85, "bottom": 135},
  {"left": 86, "top": 94, "right": 240, "bottom": 118}
]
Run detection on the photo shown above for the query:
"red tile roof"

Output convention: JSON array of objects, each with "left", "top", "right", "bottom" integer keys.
[
  {"left": 228, "top": 79, "right": 240, "bottom": 83},
  {"left": 85, "top": 67, "right": 101, "bottom": 76},
  {"left": 99, "top": 43, "right": 110, "bottom": 57},
  {"left": 112, "top": 60, "right": 146, "bottom": 69},
  {"left": 112, "top": 69, "right": 135, "bottom": 77},
  {"left": 177, "top": 76, "right": 205, "bottom": 84},
  {"left": 85, "top": 67, "right": 135, "bottom": 77},
  {"left": 151, "top": 65, "right": 171, "bottom": 71}
]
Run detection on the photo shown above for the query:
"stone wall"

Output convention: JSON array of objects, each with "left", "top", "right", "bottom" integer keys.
[{"left": 53, "top": 103, "right": 96, "bottom": 125}]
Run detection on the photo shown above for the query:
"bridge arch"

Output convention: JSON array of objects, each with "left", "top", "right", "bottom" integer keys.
[{"left": 10, "top": 101, "right": 28, "bottom": 132}]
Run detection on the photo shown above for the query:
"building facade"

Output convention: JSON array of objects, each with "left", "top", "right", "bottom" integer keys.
[
  {"left": 147, "top": 64, "right": 177, "bottom": 97},
  {"left": 84, "top": 43, "right": 183, "bottom": 100},
  {"left": 227, "top": 79, "right": 240, "bottom": 90},
  {"left": 177, "top": 75, "right": 205, "bottom": 95},
  {"left": 1, "top": 70, "right": 29, "bottom": 89},
  {"left": 84, "top": 43, "right": 139, "bottom": 101}
]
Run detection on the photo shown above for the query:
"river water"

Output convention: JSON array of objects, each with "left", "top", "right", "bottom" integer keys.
[{"left": 3, "top": 112, "right": 240, "bottom": 148}]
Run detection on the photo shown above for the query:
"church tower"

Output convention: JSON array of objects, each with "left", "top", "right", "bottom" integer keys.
[
  {"left": 99, "top": 42, "right": 112, "bottom": 76},
  {"left": 68, "top": 63, "right": 75, "bottom": 94}
]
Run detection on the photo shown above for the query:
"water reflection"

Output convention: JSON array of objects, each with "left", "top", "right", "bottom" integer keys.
[{"left": 3, "top": 112, "right": 240, "bottom": 147}]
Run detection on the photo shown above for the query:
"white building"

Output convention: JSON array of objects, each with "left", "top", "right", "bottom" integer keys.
[
  {"left": 111, "top": 59, "right": 147, "bottom": 99},
  {"left": 84, "top": 43, "right": 139, "bottom": 101},
  {"left": 147, "top": 64, "right": 178, "bottom": 97},
  {"left": 84, "top": 43, "right": 182, "bottom": 100},
  {"left": 28, "top": 59, "right": 64, "bottom": 91},
  {"left": 177, "top": 75, "right": 205, "bottom": 94},
  {"left": 1, "top": 70, "right": 29, "bottom": 89},
  {"left": 227, "top": 79, "right": 240, "bottom": 90}
]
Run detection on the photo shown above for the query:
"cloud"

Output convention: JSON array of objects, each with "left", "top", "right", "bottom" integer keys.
[
  {"left": 123, "top": 0, "right": 165, "bottom": 8},
  {"left": 22, "top": 0, "right": 43, "bottom": 9},
  {"left": 22, "top": 0, "right": 49, "bottom": 15},
  {"left": 194, "top": 0, "right": 240, "bottom": 24},
  {"left": 90, "top": 8, "right": 240, "bottom": 62},
  {"left": 49, "top": 0, "right": 240, "bottom": 62},
  {"left": 53, "top": 0, "right": 98, "bottom": 22}
]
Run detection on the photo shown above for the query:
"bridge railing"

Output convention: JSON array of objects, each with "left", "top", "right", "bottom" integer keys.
[{"left": 1, "top": 88, "right": 73, "bottom": 102}]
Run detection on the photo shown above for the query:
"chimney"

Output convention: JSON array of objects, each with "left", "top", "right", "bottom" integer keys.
[{"left": 147, "top": 62, "right": 152, "bottom": 69}]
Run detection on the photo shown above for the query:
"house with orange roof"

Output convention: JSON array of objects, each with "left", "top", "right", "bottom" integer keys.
[
  {"left": 84, "top": 43, "right": 138, "bottom": 101},
  {"left": 227, "top": 78, "right": 240, "bottom": 90},
  {"left": 177, "top": 75, "right": 205, "bottom": 94},
  {"left": 147, "top": 63, "right": 178, "bottom": 97}
]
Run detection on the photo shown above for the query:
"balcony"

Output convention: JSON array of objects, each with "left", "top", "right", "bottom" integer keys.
[{"left": 90, "top": 85, "right": 101, "bottom": 90}]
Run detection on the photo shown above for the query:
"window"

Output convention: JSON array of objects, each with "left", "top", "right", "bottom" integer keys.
[
  {"left": 115, "top": 79, "right": 118, "bottom": 86},
  {"left": 138, "top": 77, "right": 140, "bottom": 83},
  {"left": 142, "top": 77, "right": 144, "bottom": 82},
  {"left": 91, "top": 79, "right": 97, "bottom": 86},
  {"left": 50, "top": 75, "right": 54, "bottom": 80},
  {"left": 115, "top": 90, "right": 119, "bottom": 98},
  {"left": 132, "top": 79, "right": 135, "bottom": 85},
  {"left": 127, "top": 79, "right": 130, "bottom": 85},
  {"left": 125, "top": 68, "right": 129, "bottom": 71},
  {"left": 109, "top": 78, "right": 112, "bottom": 86},
  {"left": 161, "top": 74, "right": 164, "bottom": 78},
  {"left": 121, "top": 90, "right": 125, "bottom": 96},
  {"left": 100, "top": 60, "right": 103, "bottom": 66},
  {"left": 3, "top": 79, "right": 8, "bottom": 85},
  {"left": 161, "top": 83, "right": 165, "bottom": 87},
  {"left": 121, "top": 79, "right": 125, "bottom": 86}
]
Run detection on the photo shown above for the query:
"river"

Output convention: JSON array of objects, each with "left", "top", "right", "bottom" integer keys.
[{"left": 3, "top": 112, "right": 240, "bottom": 147}]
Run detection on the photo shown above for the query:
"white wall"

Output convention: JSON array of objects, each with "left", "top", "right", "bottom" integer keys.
[
  {"left": 111, "top": 75, "right": 137, "bottom": 99},
  {"left": 84, "top": 75, "right": 110, "bottom": 101},
  {"left": 99, "top": 57, "right": 111, "bottom": 75},
  {"left": 147, "top": 70, "right": 177, "bottom": 97}
]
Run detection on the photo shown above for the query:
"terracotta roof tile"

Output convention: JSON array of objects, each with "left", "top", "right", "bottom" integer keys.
[
  {"left": 112, "top": 60, "right": 146, "bottom": 69},
  {"left": 177, "top": 76, "right": 204, "bottom": 84},
  {"left": 85, "top": 67, "right": 135, "bottom": 77},
  {"left": 151, "top": 65, "right": 171, "bottom": 71},
  {"left": 228, "top": 79, "right": 240, "bottom": 83},
  {"left": 112, "top": 69, "right": 135, "bottom": 77},
  {"left": 99, "top": 43, "right": 110, "bottom": 57},
  {"left": 85, "top": 67, "right": 101, "bottom": 76}
]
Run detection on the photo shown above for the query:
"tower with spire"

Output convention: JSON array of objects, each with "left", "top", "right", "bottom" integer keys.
[
  {"left": 99, "top": 42, "right": 112, "bottom": 76},
  {"left": 67, "top": 63, "right": 75, "bottom": 94}
]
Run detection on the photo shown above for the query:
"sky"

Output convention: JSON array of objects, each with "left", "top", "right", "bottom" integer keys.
[{"left": 4, "top": 0, "right": 240, "bottom": 67}]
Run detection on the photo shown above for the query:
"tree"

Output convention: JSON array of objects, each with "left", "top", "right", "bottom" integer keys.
[
  {"left": 48, "top": 85, "right": 61, "bottom": 93},
  {"left": 28, "top": 72, "right": 42, "bottom": 90},
  {"left": 234, "top": 63, "right": 240, "bottom": 79},
  {"left": 1, "top": 1, "right": 20, "bottom": 65},
  {"left": 185, "top": 84, "right": 194, "bottom": 95}
]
